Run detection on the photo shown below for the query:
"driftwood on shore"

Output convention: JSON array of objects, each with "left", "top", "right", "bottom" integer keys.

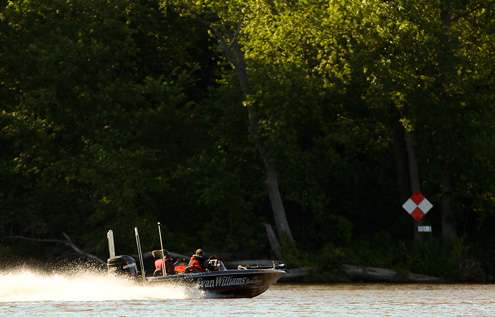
[
  {"left": 226, "top": 260, "right": 443, "bottom": 282},
  {"left": 342, "top": 264, "right": 443, "bottom": 282}
]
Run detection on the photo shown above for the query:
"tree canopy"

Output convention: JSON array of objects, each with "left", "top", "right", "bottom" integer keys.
[{"left": 1, "top": 0, "right": 495, "bottom": 280}]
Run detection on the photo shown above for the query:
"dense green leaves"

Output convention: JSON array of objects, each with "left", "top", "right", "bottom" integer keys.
[{"left": 1, "top": 0, "right": 495, "bottom": 278}]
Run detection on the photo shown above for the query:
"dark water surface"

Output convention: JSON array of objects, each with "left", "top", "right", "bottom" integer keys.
[{"left": 1, "top": 270, "right": 495, "bottom": 316}]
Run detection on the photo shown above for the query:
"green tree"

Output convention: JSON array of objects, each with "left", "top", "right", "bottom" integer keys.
[
  {"left": 240, "top": 0, "right": 495, "bottom": 246},
  {"left": 161, "top": 0, "right": 296, "bottom": 246},
  {"left": 0, "top": 0, "right": 210, "bottom": 255}
]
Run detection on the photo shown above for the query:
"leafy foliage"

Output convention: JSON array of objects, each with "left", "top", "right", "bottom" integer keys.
[{"left": 1, "top": 0, "right": 495, "bottom": 279}]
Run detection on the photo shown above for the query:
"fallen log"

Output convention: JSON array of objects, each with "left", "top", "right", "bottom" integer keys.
[
  {"left": 279, "top": 267, "right": 313, "bottom": 281},
  {"left": 342, "top": 264, "right": 443, "bottom": 282}
]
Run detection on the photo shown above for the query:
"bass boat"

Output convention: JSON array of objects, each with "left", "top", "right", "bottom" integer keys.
[{"left": 105, "top": 226, "right": 285, "bottom": 298}]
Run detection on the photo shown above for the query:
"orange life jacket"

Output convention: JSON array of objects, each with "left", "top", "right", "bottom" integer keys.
[
  {"left": 174, "top": 264, "right": 186, "bottom": 273},
  {"left": 188, "top": 255, "right": 206, "bottom": 272}
]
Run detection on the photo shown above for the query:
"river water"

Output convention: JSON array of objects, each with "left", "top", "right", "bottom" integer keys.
[{"left": 1, "top": 269, "right": 495, "bottom": 316}]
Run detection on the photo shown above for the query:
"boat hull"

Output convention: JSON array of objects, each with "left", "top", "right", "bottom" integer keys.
[{"left": 146, "top": 269, "right": 285, "bottom": 298}]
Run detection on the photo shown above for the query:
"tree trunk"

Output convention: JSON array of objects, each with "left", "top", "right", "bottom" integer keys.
[
  {"left": 404, "top": 132, "right": 421, "bottom": 193},
  {"left": 404, "top": 131, "right": 423, "bottom": 241},
  {"left": 391, "top": 116, "right": 412, "bottom": 232},
  {"left": 264, "top": 163, "right": 295, "bottom": 244},
  {"left": 214, "top": 29, "right": 295, "bottom": 246},
  {"left": 441, "top": 167, "right": 457, "bottom": 242},
  {"left": 264, "top": 223, "right": 282, "bottom": 259},
  {"left": 391, "top": 116, "right": 411, "bottom": 202},
  {"left": 438, "top": 3, "right": 458, "bottom": 243}
]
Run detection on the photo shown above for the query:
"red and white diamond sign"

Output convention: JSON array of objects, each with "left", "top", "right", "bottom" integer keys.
[{"left": 402, "top": 192, "right": 433, "bottom": 222}]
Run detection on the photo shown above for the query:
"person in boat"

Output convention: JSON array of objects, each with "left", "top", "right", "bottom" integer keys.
[
  {"left": 186, "top": 248, "right": 207, "bottom": 273},
  {"left": 173, "top": 257, "right": 188, "bottom": 274},
  {"left": 152, "top": 249, "right": 175, "bottom": 276}
]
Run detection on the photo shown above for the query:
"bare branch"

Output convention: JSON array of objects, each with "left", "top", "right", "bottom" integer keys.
[
  {"left": 4, "top": 234, "right": 105, "bottom": 265},
  {"left": 5, "top": 235, "right": 66, "bottom": 244},
  {"left": 62, "top": 233, "right": 105, "bottom": 265}
]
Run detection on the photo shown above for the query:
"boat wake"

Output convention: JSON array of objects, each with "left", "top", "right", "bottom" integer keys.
[{"left": 0, "top": 268, "right": 200, "bottom": 302}]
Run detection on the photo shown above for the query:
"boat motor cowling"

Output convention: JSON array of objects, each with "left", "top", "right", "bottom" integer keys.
[{"left": 107, "top": 255, "right": 138, "bottom": 277}]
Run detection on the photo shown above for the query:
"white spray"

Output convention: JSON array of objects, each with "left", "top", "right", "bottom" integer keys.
[{"left": 0, "top": 268, "right": 197, "bottom": 302}]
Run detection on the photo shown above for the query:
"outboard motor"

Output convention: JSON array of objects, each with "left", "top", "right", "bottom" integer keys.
[{"left": 107, "top": 255, "right": 138, "bottom": 277}]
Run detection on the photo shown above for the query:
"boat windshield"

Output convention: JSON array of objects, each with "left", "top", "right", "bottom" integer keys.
[{"left": 207, "top": 258, "right": 227, "bottom": 271}]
